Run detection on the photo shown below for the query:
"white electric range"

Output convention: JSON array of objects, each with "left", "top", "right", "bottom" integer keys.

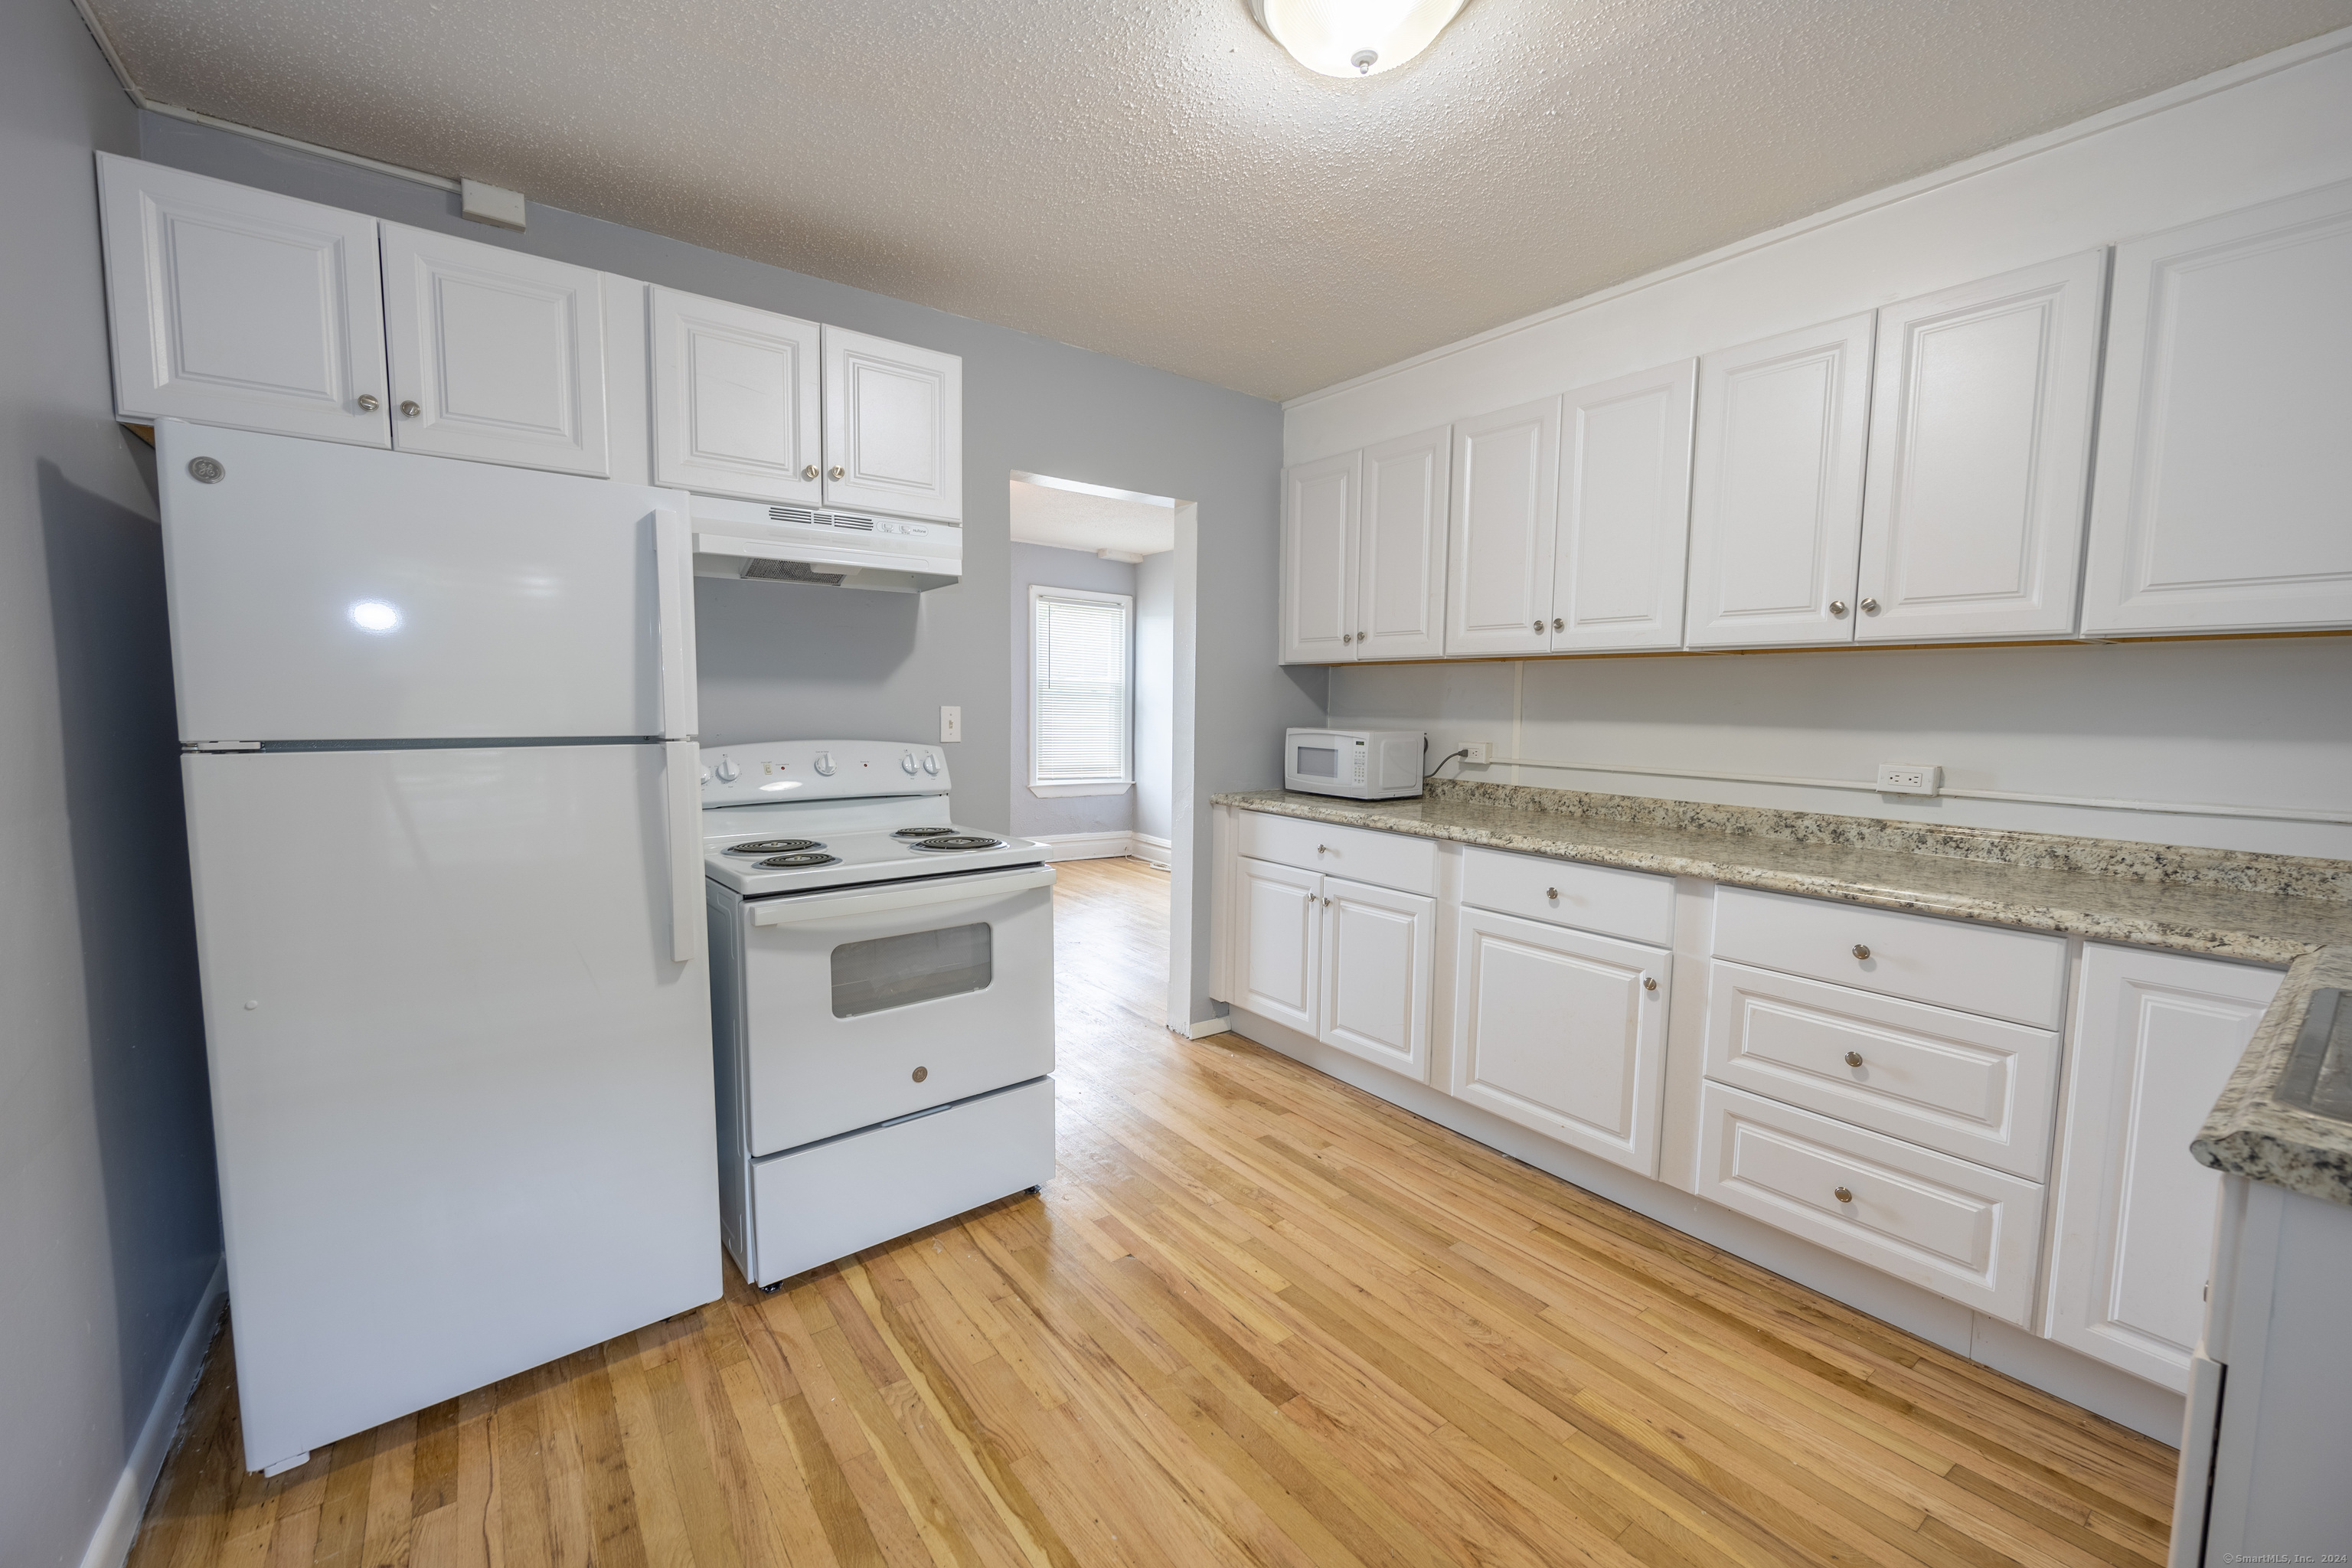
[{"left": 701, "top": 739, "right": 1057, "bottom": 1289}]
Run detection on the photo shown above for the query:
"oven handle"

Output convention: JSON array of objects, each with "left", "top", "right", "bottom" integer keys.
[{"left": 750, "top": 864, "right": 1056, "bottom": 927}]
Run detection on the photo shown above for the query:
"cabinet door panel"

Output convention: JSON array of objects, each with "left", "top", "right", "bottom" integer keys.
[
  {"left": 2045, "top": 946, "right": 2282, "bottom": 1390},
  {"left": 1444, "top": 400, "right": 1560, "bottom": 655},
  {"left": 651, "top": 286, "right": 822, "bottom": 505},
  {"left": 1552, "top": 361, "right": 1695, "bottom": 652},
  {"left": 1357, "top": 428, "right": 1450, "bottom": 660},
  {"left": 1685, "top": 314, "right": 1873, "bottom": 648},
  {"left": 1450, "top": 907, "right": 1668, "bottom": 1174},
  {"left": 822, "top": 327, "right": 962, "bottom": 521},
  {"left": 1234, "top": 858, "right": 1320, "bottom": 1035},
  {"left": 1280, "top": 453, "right": 1359, "bottom": 665},
  {"left": 382, "top": 224, "right": 609, "bottom": 476},
  {"left": 1857, "top": 252, "right": 2105, "bottom": 642},
  {"left": 2082, "top": 179, "right": 2352, "bottom": 634},
  {"left": 1319, "top": 877, "right": 1435, "bottom": 1077},
  {"left": 97, "top": 154, "right": 390, "bottom": 446}
]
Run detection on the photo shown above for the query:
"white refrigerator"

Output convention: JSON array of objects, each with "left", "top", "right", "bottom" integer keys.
[{"left": 157, "top": 420, "right": 720, "bottom": 1473}]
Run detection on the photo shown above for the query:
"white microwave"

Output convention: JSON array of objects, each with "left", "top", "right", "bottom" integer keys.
[{"left": 1284, "top": 728, "right": 1425, "bottom": 800}]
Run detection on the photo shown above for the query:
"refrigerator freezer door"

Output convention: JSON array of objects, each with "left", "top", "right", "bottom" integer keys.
[
  {"left": 182, "top": 746, "right": 719, "bottom": 1471},
  {"left": 158, "top": 422, "right": 693, "bottom": 743}
]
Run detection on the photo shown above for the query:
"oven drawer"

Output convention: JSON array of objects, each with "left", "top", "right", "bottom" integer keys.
[
  {"left": 1460, "top": 845, "right": 1674, "bottom": 946},
  {"left": 747, "top": 1077, "right": 1054, "bottom": 1286},
  {"left": 740, "top": 866, "right": 1055, "bottom": 1154},
  {"left": 1239, "top": 812, "right": 1436, "bottom": 894},
  {"left": 1696, "top": 1082, "right": 2044, "bottom": 1324},
  {"left": 1713, "top": 885, "right": 2066, "bottom": 1027}
]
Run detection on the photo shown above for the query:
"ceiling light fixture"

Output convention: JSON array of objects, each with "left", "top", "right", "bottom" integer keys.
[{"left": 1249, "top": 0, "right": 1470, "bottom": 77}]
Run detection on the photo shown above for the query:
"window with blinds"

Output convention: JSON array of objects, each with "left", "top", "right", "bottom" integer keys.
[{"left": 1031, "top": 586, "right": 1132, "bottom": 783}]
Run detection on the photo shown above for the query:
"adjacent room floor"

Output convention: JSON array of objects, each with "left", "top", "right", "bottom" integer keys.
[{"left": 128, "top": 856, "right": 2177, "bottom": 1568}]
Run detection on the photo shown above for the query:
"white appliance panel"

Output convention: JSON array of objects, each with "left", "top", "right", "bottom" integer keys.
[
  {"left": 158, "top": 422, "right": 689, "bottom": 743},
  {"left": 183, "top": 746, "right": 719, "bottom": 1471}
]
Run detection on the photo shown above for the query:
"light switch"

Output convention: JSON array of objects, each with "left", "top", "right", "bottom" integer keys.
[{"left": 940, "top": 705, "right": 962, "bottom": 743}]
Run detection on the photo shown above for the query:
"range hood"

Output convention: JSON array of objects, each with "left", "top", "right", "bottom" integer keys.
[{"left": 690, "top": 495, "right": 960, "bottom": 593}]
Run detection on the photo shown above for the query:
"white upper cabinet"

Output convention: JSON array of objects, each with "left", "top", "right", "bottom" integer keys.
[
  {"left": 1685, "top": 313, "right": 1874, "bottom": 648},
  {"left": 1444, "top": 399, "right": 1560, "bottom": 656},
  {"left": 2082, "top": 179, "right": 2352, "bottom": 635},
  {"left": 1856, "top": 252, "right": 2106, "bottom": 643},
  {"left": 1279, "top": 452, "right": 1360, "bottom": 665},
  {"left": 649, "top": 286, "right": 822, "bottom": 506},
  {"left": 1550, "top": 361, "right": 1696, "bottom": 652},
  {"left": 1356, "top": 427, "right": 1451, "bottom": 661},
  {"left": 822, "top": 327, "right": 962, "bottom": 522},
  {"left": 96, "top": 154, "right": 390, "bottom": 447},
  {"left": 380, "top": 223, "right": 609, "bottom": 477},
  {"left": 2045, "top": 946, "right": 2282, "bottom": 1390}
]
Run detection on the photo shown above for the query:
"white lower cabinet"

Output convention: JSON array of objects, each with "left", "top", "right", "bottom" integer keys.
[
  {"left": 1449, "top": 906, "right": 1668, "bottom": 1175},
  {"left": 1697, "top": 1082, "right": 2047, "bottom": 1323},
  {"left": 1232, "top": 856, "right": 1322, "bottom": 1034},
  {"left": 1320, "top": 877, "right": 1437, "bottom": 1076},
  {"left": 2043, "top": 945, "right": 2283, "bottom": 1390}
]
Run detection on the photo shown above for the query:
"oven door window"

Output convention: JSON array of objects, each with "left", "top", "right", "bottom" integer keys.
[
  {"left": 831, "top": 922, "right": 994, "bottom": 1018},
  {"left": 1295, "top": 745, "right": 1339, "bottom": 779}
]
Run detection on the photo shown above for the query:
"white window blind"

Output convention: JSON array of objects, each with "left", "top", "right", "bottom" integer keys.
[{"left": 1031, "top": 589, "right": 1131, "bottom": 782}]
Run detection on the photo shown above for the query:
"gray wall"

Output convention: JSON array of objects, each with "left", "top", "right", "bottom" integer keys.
[
  {"left": 136, "top": 114, "right": 1304, "bottom": 847},
  {"left": 1135, "top": 552, "right": 1175, "bottom": 844},
  {"left": 2, "top": 6, "right": 226, "bottom": 1565},
  {"left": 1008, "top": 543, "right": 1136, "bottom": 841}
]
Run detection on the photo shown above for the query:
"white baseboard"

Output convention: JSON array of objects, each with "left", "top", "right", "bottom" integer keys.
[
  {"left": 79, "top": 1256, "right": 228, "bottom": 1568},
  {"left": 1174, "top": 1014, "right": 1232, "bottom": 1038},
  {"left": 1034, "top": 830, "right": 1170, "bottom": 864}
]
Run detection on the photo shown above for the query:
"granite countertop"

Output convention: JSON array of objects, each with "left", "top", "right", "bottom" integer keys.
[{"left": 1211, "top": 779, "right": 2352, "bottom": 1206}]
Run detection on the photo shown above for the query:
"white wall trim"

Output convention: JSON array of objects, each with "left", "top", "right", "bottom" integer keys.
[
  {"left": 1282, "top": 24, "right": 2352, "bottom": 413},
  {"left": 1032, "top": 830, "right": 1175, "bottom": 864},
  {"left": 77, "top": 1257, "right": 228, "bottom": 1568},
  {"left": 1028, "top": 780, "right": 1132, "bottom": 798}
]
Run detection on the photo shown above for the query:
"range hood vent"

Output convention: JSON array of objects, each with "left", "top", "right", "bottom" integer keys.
[{"left": 691, "top": 495, "right": 960, "bottom": 594}]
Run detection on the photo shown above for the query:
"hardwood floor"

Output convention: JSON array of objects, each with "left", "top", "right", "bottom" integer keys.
[{"left": 129, "top": 854, "right": 2178, "bottom": 1568}]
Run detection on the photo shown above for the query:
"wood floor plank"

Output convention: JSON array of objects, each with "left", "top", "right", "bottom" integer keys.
[{"left": 134, "top": 856, "right": 2177, "bottom": 1568}]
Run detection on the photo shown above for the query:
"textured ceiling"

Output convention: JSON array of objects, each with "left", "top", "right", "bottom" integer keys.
[
  {"left": 86, "top": 0, "right": 2352, "bottom": 399},
  {"left": 1010, "top": 480, "right": 1176, "bottom": 557}
]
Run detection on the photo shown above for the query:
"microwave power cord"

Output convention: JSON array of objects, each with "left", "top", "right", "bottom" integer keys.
[{"left": 1425, "top": 744, "right": 1469, "bottom": 780}]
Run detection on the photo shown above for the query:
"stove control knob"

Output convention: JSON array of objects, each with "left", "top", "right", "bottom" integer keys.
[
  {"left": 900, "top": 750, "right": 918, "bottom": 775},
  {"left": 714, "top": 757, "right": 740, "bottom": 783},
  {"left": 813, "top": 752, "right": 836, "bottom": 776},
  {"left": 699, "top": 766, "right": 710, "bottom": 785},
  {"left": 922, "top": 750, "right": 940, "bottom": 775}
]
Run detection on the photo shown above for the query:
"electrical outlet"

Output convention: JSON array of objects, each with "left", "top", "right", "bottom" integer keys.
[
  {"left": 939, "top": 705, "right": 962, "bottom": 743},
  {"left": 1463, "top": 741, "right": 1492, "bottom": 765},
  {"left": 1876, "top": 762, "right": 1942, "bottom": 795}
]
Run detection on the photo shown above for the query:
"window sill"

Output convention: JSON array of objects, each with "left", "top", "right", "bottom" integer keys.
[{"left": 1029, "top": 780, "right": 1133, "bottom": 799}]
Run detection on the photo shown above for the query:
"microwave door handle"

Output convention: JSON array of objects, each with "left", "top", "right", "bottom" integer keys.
[
  {"left": 750, "top": 864, "right": 1057, "bottom": 927},
  {"left": 654, "top": 507, "right": 698, "bottom": 741},
  {"left": 663, "top": 740, "right": 702, "bottom": 962}
]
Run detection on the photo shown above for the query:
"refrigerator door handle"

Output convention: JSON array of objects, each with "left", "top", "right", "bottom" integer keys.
[
  {"left": 662, "top": 740, "right": 703, "bottom": 962},
  {"left": 654, "top": 508, "right": 698, "bottom": 740}
]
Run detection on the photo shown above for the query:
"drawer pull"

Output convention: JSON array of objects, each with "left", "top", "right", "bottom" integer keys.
[
  {"left": 1851, "top": 943, "right": 1871, "bottom": 961},
  {"left": 1642, "top": 975, "right": 1658, "bottom": 992},
  {"left": 1318, "top": 844, "right": 1330, "bottom": 854},
  {"left": 1834, "top": 1186, "right": 1854, "bottom": 1204},
  {"left": 1844, "top": 1050, "right": 1864, "bottom": 1067},
  {"left": 1545, "top": 887, "right": 1558, "bottom": 900},
  {"left": 912, "top": 1067, "right": 928, "bottom": 1083}
]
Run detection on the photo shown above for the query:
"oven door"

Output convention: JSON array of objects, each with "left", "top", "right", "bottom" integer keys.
[{"left": 738, "top": 864, "right": 1055, "bottom": 1155}]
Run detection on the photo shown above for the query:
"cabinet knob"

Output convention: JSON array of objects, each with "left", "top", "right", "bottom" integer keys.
[
  {"left": 802, "top": 463, "right": 819, "bottom": 481},
  {"left": 1851, "top": 943, "right": 1871, "bottom": 961},
  {"left": 356, "top": 394, "right": 381, "bottom": 413},
  {"left": 1844, "top": 1050, "right": 1864, "bottom": 1067},
  {"left": 1834, "top": 1186, "right": 1854, "bottom": 1204},
  {"left": 1642, "top": 975, "right": 1658, "bottom": 992},
  {"left": 1860, "top": 597, "right": 1880, "bottom": 614},
  {"left": 1532, "top": 620, "right": 1544, "bottom": 634},
  {"left": 828, "top": 465, "right": 845, "bottom": 481},
  {"left": 1342, "top": 632, "right": 1353, "bottom": 643},
  {"left": 1321, "top": 896, "right": 1331, "bottom": 906},
  {"left": 1545, "top": 887, "right": 1557, "bottom": 900},
  {"left": 1317, "top": 844, "right": 1329, "bottom": 854},
  {"left": 1830, "top": 599, "right": 1848, "bottom": 617},
  {"left": 399, "top": 400, "right": 421, "bottom": 418},
  {"left": 1551, "top": 617, "right": 1563, "bottom": 631}
]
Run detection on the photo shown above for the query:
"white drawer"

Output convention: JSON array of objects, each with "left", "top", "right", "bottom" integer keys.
[
  {"left": 1696, "top": 1082, "right": 2043, "bottom": 1324},
  {"left": 1713, "top": 885, "right": 2065, "bottom": 1028},
  {"left": 1240, "top": 811, "right": 1436, "bottom": 896},
  {"left": 1460, "top": 845, "right": 1674, "bottom": 947},
  {"left": 748, "top": 1077, "right": 1054, "bottom": 1287},
  {"left": 1702, "top": 961, "right": 2059, "bottom": 1179}
]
